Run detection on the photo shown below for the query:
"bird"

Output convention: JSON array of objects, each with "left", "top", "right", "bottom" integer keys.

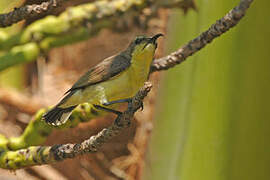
[{"left": 42, "top": 33, "right": 163, "bottom": 126}]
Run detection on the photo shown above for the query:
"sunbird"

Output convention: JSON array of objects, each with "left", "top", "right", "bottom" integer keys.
[{"left": 43, "top": 33, "right": 163, "bottom": 126}]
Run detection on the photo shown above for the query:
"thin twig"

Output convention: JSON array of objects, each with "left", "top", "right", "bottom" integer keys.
[
  {"left": 0, "top": 82, "right": 152, "bottom": 169},
  {"left": 0, "top": 88, "right": 45, "bottom": 114},
  {"left": 0, "top": 0, "right": 64, "bottom": 27},
  {"left": 151, "top": 0, "right": 253, "bottom": 72}
]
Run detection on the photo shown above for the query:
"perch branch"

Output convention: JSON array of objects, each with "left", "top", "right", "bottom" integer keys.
[
  {"left": 151, "top": 0, "right": 253, "bottom": 71},
  {"left": 0, "top": 0, "right": 64, "bottom": 28},
  {"left": 0, "top": 82, "right": 152, "bottom": 169}
]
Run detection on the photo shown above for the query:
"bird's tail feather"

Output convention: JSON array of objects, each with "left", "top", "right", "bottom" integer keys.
[{"left": 43, "top": 106, "right": 76, "bottom": 126}]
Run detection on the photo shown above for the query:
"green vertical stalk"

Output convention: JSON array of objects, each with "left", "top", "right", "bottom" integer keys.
[
  {"left": 229, "top": 0, "right": 270, "bottom": 179},
  {"left": 144, "top": 1, "right": 269, "bottom": 180}
]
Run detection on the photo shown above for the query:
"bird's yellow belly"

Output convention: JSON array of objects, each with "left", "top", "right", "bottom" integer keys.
[
  {"left": 96, "top": 69, "right": 142, "bottom": 103},
  {"left": 61, "top": 68, "right": 147, "bottom": 108}
]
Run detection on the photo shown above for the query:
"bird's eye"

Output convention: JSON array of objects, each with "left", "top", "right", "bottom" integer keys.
[{"left": 135, "top": 38, "right": 143, "bottom": 44}]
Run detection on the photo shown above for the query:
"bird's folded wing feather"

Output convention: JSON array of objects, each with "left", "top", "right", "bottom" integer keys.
[{"left": 65, "top": 54, "right": 131, "bottom": 93}]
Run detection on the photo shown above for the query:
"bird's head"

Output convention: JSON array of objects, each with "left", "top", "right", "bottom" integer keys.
[{"left": 125, "top": 33, "right": 163, "bottom": 62}]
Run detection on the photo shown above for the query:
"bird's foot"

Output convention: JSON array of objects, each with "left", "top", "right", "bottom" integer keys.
[
  {"left": 93, "top": 104, "right": 122, "bottom": 116},
  {"left": 102, "top": 98, "right": 132, "bottom": 106}
]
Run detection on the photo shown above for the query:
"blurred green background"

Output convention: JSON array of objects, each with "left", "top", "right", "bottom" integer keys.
[{"left": 144, "top": 0, "right": 270, "bottom": 180}]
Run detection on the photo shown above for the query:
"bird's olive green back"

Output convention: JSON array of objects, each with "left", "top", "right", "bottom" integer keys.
[{"left": 65, "top": 53, "right": 131, "bottom": 93}]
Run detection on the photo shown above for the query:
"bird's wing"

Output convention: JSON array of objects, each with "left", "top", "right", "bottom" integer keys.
[{"left": 65, "top": 54, "right": 131, "bottom": 93}]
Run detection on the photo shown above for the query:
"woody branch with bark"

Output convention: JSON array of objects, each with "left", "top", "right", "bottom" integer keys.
[{"left": 0, "top": 0, "right": 253, "bottom": 169}]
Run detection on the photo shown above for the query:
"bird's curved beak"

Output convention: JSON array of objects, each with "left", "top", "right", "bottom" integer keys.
[
  {"left": 149, "top": 33, "right": 164, "bottom": 44},
  {"left": 142, "top": 33, "right": 164, "bottom": 50}
]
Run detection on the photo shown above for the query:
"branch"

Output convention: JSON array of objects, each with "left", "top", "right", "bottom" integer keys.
[
  {"left": 151, "top": 0, "right": 253, "bottom": 72},
  {"left": 0, "top": 0, "right": 64, "bottom": 28},
  {"left": 0, "top": 0, "right": 196, "bottom": 28},
  {"left": 0, "top": 88, "right": 45, "bottom": 115},
  {"left": 0, "top": 82, "right": 152, "bottom": 169}
]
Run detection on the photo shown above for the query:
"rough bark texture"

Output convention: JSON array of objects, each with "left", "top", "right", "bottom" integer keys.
[{"left": 0, "top": 0, "right": 64, "bottom": 27}]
